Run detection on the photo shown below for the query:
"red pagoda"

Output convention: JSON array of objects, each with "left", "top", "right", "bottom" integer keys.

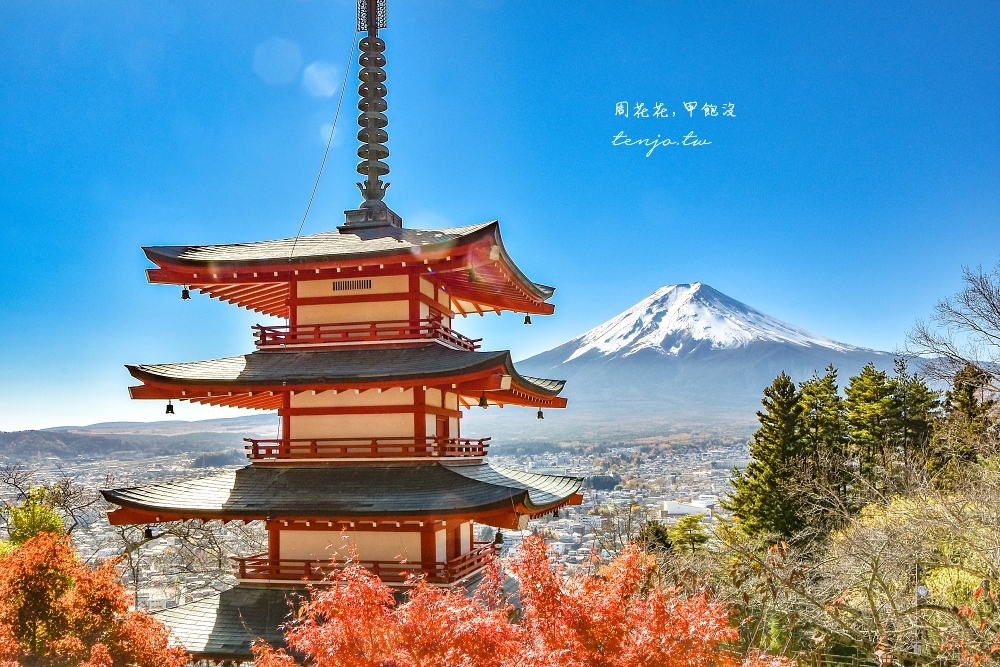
[{"left": 101, "top": 0, "right": 581, "bottom": 661}]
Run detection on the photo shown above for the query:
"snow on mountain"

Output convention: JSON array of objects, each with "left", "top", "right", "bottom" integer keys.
[
  {"left": 563, "top": 283, "right": 860, "bottom": 362},
  {"left": 472, "top": 282, "right": 896, "bottom": 437}
]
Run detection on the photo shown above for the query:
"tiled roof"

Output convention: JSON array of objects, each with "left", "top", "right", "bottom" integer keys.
[
  {"left": 147, "top": 223, "right": 493, "bottom": 265},
  {"left": 127, "top": 345, "right": 566, "bottom": 396},
  {"left": 143, "top": 221, "right": 555, "bottom": 300},
  {"left": 153, "top": 585, "right": 302, "bottom": 661},
  {"left": 102, "top": 463, "right": 583, "bottom": 518}
]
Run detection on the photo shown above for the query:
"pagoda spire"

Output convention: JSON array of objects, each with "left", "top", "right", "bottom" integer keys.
[{"left": 342, "top": 0, "right": 402, "bottom": 230}]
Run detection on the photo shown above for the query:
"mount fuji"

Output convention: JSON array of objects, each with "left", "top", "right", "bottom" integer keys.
[{"left": 506, "top": 283, "right": 896, "bottom": 437}]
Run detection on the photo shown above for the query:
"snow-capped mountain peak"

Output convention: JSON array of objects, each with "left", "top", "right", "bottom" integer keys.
[{"left": 564, "top": 283, "right": 858, "bottom": 361}]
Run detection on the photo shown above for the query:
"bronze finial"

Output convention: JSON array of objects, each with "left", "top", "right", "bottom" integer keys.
[{"left": 342, "top": 0, "right": 401, "bottom": 230}]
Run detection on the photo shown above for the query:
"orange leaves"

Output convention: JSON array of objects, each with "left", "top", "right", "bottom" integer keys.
[
  {"left": 274, "top": 557, "right": 517, "bottom": 667},
  {"left": 256, "top": 537, "right": 790, "bottom": 667},
  {"left": 510, "top": 538, "right": 742, "bottom": 667},
  {"left": 286, "top": 561, "right": 397, "bottom": 667},
  {"left": 251, "top": 640, "right": 297, "bottom": 667},
  {"left": 510, "top": 540, "right": 793, "bottom": 667},
  {"left": 0, "top": 532, "right": 188, "bottom": 667}
]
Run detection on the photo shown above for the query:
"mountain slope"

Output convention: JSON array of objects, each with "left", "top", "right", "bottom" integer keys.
[
  {"left": 1, "top": 415, "right": 279, "bottom": 460},
  {"left": 508, "top": 283, "right": 895, "bottom": 437},
  {"left": 563, "top": 283, "right": 860, "bottom": 361}
]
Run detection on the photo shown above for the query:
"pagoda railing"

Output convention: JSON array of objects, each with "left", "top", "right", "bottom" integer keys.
[
  {"left": 244, "top": 436, "right": 490, "bottom": 460},
  {"left": 253, "top": 319, "right": 481, "bottom": 351},
  {"left": 233, "top": 542, "right": 499, "bottom": 585}
]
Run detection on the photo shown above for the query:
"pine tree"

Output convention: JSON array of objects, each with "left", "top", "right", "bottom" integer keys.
[
  {"left": 944, "top": 363, "right": 994, "bottom": 435},
  {"left": 636, "top": 520, "right": 674, "bottom": 554},
  {"left": 724, "top": 372, "right": 804, "bottom": 539},
  {"left": 668, "top": 513, "right": 710, "bottom": 554},
  {"left": 799, "top": 366, "right": 847, "bottom": 479},
  {"left": 797, "top": 366, "right": 850, "bottom": 530},
  {"left": 928, "top": 363, "right": 993, "bottom": 481},
  {"left": 889, "top": 359, "right": 939, "bottom": 474},
  {"left": 845, "top": 363, "right": 897, "bottom": 491}
]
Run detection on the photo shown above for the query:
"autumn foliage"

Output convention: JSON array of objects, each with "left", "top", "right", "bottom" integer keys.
[
  {"left": 0, "top": 531, "right": 187, "bottom": 667},
  {"left": 253, "top": 536, "right": 792, "bottom": 667}
]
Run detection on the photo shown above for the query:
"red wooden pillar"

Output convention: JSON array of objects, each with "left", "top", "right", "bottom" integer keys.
[
  {"left": 413, "top": 386, "right": 426, "bottom": 447},
  {"left": 408, "top": 272, "right": 421, "bottom": 325},
  {"left": 420, "top": 526, "right": 437, "bottom": 576},
  {"left": 280, "top": 392, "right": 291, "bottom": 444},
  {"left": 268, "top": 527, "right": 280, "bottom": 577},
  {"left": 288, "top": 279, "right": 298, "bottom": 328}
]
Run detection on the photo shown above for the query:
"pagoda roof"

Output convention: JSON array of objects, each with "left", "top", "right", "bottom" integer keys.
[
  {"left": 102, "top": 462, "right": 583, "bottom": 525},
  {"left": 152, "top": 585, "right": 299, "bottom": 661},
  {"left": 142, "top": 221, "right": 556, "bottom": 317},
  {"left": 126, "top": 345, "right": 567, "bottom": 409}
]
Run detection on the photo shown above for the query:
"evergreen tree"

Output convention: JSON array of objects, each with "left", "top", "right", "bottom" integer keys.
[
  {"left": 928, "top": 363, "right": 994, "bottom": 480},
  {"left": 797, "top": 366, "right": 851, "bottom": 530},
  {"left": 889, "top": 359, "right": 939, "bottom": 474},
  {"left": 845, "top": 363, "right": 897, "bottom": 491},
  {"left": 799, "top": 366, "right": 847, "bottom": 481},
  {"left": 668, "top": 513, "right": 710, "bottom": 553},
  {"left": 724, "top": 372, "right": 804, "bottom": 538},
  {"left": 944, "top": 363, "right": 995, "bottom": 435},
  {"left": 636, "top": 520, "right": 674, "bottom": 554}
]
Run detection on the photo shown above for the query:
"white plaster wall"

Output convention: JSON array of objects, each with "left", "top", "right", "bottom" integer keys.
[
  {"left": 425, "top": 388, "right": 442, "bottom": 407},
  {"left": 460, "top": 521, "right": 471, "bottom": 554},
  {"left": 289, "top": 413, "right": 412, "bottom": 439},
  {"left": 435, "top": 529, "right": 446, "bottom": 563},
  {"left": 296, "top": 300, "right": 408, "bottom": 326},
  {"left": 280, "top": 530, "right": 421, "bottom": 563}
]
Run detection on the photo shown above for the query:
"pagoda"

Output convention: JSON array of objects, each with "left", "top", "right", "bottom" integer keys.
[{"left": 100, "top": 0, "right": 581, "bottom": 661}]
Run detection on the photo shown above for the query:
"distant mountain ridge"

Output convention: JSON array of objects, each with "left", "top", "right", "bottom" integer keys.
[
  {"left": 44, "top": 413, "right": 278, "bottom": 437},
  {"left": 497, "top": 283, "right": 897, "bottom": 438},
  {"left": 3, "top": 414, "right": 277, "bottom": 460}
]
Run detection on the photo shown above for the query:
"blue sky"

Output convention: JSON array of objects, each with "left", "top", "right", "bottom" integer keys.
[{"left": 1, "top": 0, "right": 998, "bottom": 430}]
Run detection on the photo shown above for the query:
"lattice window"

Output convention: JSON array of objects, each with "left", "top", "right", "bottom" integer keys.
[{"left": 332, "top": 279, "right": 373, "bottom": 291}]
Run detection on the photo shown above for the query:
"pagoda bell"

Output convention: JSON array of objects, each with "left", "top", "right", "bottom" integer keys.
[
  {"left": 165, "top": 400, "right": 174, "bottom": 415},
  {"left": 181, "top": 286, "right": 191, "bottom": 300},
  {"left": 524, "top": 314, "right": 531, "bottom": 325},
  {"left": 478, "top": 393, "right": 488, "bottom": 409},
  {"left": 537, "top": 409, "right": 544, "bottom": 420}
]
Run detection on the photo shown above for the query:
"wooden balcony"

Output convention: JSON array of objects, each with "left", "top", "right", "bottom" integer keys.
[
  {"left": 232, "top": 542, "right": 499, "bottom": 585},
  {"left": 253, "top": 319, "right": 481, "bottom": 351},
  {"left": 244, "top": 436, "right": 490, "bottom": 461}
]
